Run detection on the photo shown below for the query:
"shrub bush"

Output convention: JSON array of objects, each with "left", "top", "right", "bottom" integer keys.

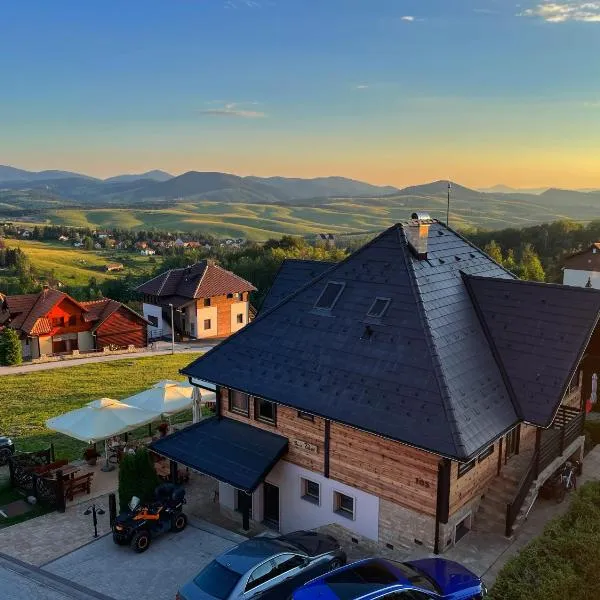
[
  {"left": 489, "top": 481, "right": 600, "bottom": 600},
  {"left": 0, "top": 328, "right": 22, "bottom": 366},
  {"left": 118, "top": 448, "right": 160, "bottom": 511}
]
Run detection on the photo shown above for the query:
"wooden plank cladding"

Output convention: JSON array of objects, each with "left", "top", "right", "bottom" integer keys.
[
  {"left": 329, "top": 422, "right": 439, "bottom": 516},
  {"left": 219, "top": 388, "right": 325, "bottom": 473},
  {"left": 449, "top": 444, "right": 497, "bottom": 515}
]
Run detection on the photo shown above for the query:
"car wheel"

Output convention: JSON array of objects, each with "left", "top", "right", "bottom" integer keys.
[
  {"left": 0, "top": 448, "right": 11, "bottom": 466},
  {"left": 171, "top": 513, "right": 187, "bottom": 533},
  {"left": 131, "top": 531, "right": 151, "bottom": 553},
  {"left": 112, "top": 534, "right": 127, "bottom": 546},
  {"left": 328, "top": 558, "right": 343, "bottom": 571}
]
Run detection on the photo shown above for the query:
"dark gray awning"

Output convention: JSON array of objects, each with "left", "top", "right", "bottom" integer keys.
[{"left": 149, "top": 417, "right": 288, "bottom": 493}]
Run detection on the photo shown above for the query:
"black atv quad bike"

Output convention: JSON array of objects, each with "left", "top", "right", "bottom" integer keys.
[{"left": 112, "top": 483, "right": 187, "bottom": 552}]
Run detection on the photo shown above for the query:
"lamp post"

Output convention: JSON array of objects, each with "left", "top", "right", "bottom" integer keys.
[
  {"left": 169, "top": 303, "right": 175, "bottom": 355},
  {"left": 83, "top": 503, "right": 106, "bottom": 538}
]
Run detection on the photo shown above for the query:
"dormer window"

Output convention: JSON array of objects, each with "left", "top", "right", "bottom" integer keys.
[
  {"left": 314, "top": 281, "right": 345, "bottom": 311},
  {"left": 367, "top": 297, "right": 391, "bottom": 318}
]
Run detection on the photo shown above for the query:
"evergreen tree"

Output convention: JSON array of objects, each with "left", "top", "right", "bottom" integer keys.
[
  {"left": 0, "top": 328, "right": 23, "bottom": 366},
  {"left": 83, "top": 236, "right": 94, "bottom": 251},
  {"left": 118, "top": 448, "right": 160, "bottom": 511}
]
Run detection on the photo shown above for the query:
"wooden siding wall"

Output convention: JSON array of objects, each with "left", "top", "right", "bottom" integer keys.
[
  {"left": 519, "top": 424, "right": 537, "bottom": 454},
  {"left": 200, "top": 293, "right": 249, "bottom": 338},
  {"left": 218, "top": 387, "right": 441, "bottom": 516},
  {"left": 95, "top": 308, "right": 147, "bottom": 349},
  {"left": 219, "top": 389, "right": 325, "bottom": 472},
  {"left": 449, "top": 444, "right": 497, "bottom": 516},
  {"left": 329, "top": 423, "right": 440, "bottom": 516}
]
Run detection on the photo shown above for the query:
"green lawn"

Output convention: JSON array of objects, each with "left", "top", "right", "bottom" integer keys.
[
  {"left": 0, "top": 353, "right": 200, "bottom": 461},
  {"left": 6, "top": 239, "right": 161, "bottom": 286}
]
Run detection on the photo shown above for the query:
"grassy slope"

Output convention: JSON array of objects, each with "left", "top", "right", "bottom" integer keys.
[
  {"left": 39, "top": 191, "right": 594, "bottom": 241},
  {"left": 0, "top": 353, "right": 198, "bottom": 460},
  {"left": 5, "top": 239, "right": 160, "bottom": 286}
]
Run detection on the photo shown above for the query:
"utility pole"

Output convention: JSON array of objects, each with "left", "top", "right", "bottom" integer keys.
[
  {"left": 446, "top": 180, "right": 451, "bottom": 227},
  {"left": 169, "top": 303, "right": 175, "bottom": 355}
]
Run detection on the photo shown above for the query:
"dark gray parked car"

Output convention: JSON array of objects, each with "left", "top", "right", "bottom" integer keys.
[
  {"left": 176, "top": 531, "right": 346, "bottom": 600},
  {"left": 0, "top": 436, "right": 15, "bottom": 465}
]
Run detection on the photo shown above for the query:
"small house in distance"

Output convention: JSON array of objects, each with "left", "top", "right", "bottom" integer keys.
[
  {"left": 0, "top": 287, "right": 148, "bottom": 358},
  {"left": 563, "top": 242, "right": 600, "bottom": 289},
  {"left": 105, "top": 262, "right": 124, "bottom": 272},
  {"left": 136, "top": 260, "right": 256, "bottom": 340}
]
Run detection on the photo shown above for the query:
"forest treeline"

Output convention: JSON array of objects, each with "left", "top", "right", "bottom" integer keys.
[{"left": 1, "top": 219, "right": 598, "bottom": 310}]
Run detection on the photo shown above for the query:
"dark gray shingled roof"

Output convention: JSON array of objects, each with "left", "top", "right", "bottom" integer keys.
[
  {"left": 465, "top": 275, "right": 600, "bottom": 425},
  {"left": 149, "top": 417, "right": 288, "bottom": 492},
  {"left": 183, "top": 222, "right": 522, "bottom": 460},
  {"left": 261, "top": 259, "right": 333, "bottom": 313}
]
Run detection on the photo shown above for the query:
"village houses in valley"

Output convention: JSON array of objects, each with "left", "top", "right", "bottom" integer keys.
[
  {"left": 136, "top": 260, "right": 256, "bottom": 341},
  {"left": 0, "top": 286, "right": 149, "bottom": 358},
  {"left": 150, "top": 214, "right": 600, "bottom": 555}
]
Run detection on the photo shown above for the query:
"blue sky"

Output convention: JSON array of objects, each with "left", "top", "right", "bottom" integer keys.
[{"left": 1, "top": 0, "right": 599, "bottom": 187}]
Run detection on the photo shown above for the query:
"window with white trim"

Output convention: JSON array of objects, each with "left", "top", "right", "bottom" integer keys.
[{"left": 314, "top": 281, "right": 345, "bottom": 310}]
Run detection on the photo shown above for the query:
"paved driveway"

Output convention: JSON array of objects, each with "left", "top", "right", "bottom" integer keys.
[{"left": 43, "top": 519, "right": 242, "bottom": 600}]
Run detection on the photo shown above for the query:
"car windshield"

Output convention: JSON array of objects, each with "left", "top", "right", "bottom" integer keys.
[{"left": 193, "top": 560, "right": 241, "bottom": 599}]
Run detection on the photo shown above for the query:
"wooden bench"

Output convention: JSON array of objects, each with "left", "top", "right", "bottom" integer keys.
[{"left": 64, "top": 472, "right": 94, "bottom": 501}]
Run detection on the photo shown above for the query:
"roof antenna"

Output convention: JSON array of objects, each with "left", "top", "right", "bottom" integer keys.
[{"left": 446, "top": 179, "right": 451, "bottom": 227}]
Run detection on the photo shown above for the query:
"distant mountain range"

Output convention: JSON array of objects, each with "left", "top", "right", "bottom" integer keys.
[{"left": 0, "top": 165, "right": 599, "bottom": 233}]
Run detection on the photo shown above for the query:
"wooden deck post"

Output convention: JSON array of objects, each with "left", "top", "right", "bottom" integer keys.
[
  {"left": 56, "top": 470, "right": 66, "bottom": 513},
  {"left": 240, "top": 492, "right": 250, "bottom": 531},
  {"left": 169, "top": 460, "right": 178, "bottom": 484},
  {"left": 497, "top": 437, "right": 503, "bottom": 475}
]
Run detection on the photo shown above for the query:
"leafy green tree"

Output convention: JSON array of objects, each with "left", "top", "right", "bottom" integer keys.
[
  {"left": 520, "top": 243, "right": 546, "bottom": 282},
  {"left": 503, "top": 248, "right": 519, "bottom": 274},
  {"left": 484, "top": 240, "right": 504, "bottom": 264},
  {"left": 83, "top": 236, "right": 94, "bottom": 251},
  {"left": 0, "top": 328, "right": 23, "bottom": 366},
  {"left": 118, "top": 448, "right": 160, "bottom": 511}
]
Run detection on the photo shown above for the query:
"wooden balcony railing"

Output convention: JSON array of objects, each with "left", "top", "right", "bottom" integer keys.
[{"left": 505, "top": 406, "right": 584, "bottom": 537}]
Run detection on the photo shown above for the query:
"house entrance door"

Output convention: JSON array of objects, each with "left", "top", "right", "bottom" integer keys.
[
  {"left": 505, "top": 427, "right": 519, "bottom": 460},
  {"left": 263, "top": 482, "right": 280, "bottom": 530}
]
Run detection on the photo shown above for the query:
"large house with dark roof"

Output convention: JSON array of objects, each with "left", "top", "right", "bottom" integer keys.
[
  {"left": 136, "top": 260, "right": 256, "bottom": 340},
  {"left": 0, "top": 287, "right": 148, "bottom": 358},
  {"left": 150, "top": 215, "right": 600, "bottom": 554},
  {"left": 563, "top": 242, "right": 600, "bottom": 289}
]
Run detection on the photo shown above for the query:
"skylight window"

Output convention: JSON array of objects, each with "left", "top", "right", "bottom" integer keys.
[
  {"left": 314, "top": 281, "right": 345, "bottom": 310},
  {"left": 367, "top": 297, "right": 391, "bottom": 318}
]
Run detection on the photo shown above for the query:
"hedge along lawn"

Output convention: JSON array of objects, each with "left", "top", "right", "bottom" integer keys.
[
  {"left": 489, "top": 481, "right": 600, "bottom": 600},
  {"left": 0, "top": 353, "right": 201, "bottom": 461}
]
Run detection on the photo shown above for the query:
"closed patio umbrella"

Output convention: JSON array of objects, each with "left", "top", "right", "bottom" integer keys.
[{"left": 592, "top": 373, "right": 598, "bottom": 405}]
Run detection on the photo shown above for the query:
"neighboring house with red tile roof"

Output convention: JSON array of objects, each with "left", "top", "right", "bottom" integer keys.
[
  {"left": 563, "top": 243, "right": 600, "bottom": 289},
  {"left": 0, "top": 287, "right": 148, "bottom": 359},
  {"left": 136, "top": 260, "right": 256, "bottom": 340}
]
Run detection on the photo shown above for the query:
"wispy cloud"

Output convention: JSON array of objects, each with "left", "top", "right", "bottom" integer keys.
[
  {"left": 224, "top": 0, "right": 263, "bottom": 9},
  {"left": 519, "top": 2, "right": 600, "bottom": 22},
  {"left": 401, "top": 15, "right": 415, "bottom": 21},
  {"left": 198, "top": 103, "right": 266, "bottom": 118},
  {"left": 355, "top": 84, "right": 369, "bottom": 90}
]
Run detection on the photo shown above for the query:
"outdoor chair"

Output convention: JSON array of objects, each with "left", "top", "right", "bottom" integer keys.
[{"left": 64, "top": 472, "right": 94, "bottom": 501}]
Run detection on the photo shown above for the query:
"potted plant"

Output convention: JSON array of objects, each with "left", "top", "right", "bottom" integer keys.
[
  {"left": 83, "top": 447, "right": 100, "bottom": 466},
  {"left": 157, "top": 422, "right": 169, "bottom": 437}
]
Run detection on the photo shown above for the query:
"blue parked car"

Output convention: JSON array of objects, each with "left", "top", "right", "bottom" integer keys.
[{"left": 291, "top": 557, "right": 487, "bottom": 600}]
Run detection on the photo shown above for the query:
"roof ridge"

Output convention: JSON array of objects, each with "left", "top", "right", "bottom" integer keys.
[
  {"left": 468, "top": 273, "right": 600, "bottom": 294},
  {"left": 461, "top": 273, "right": 522, "bottom": 420},
  {"left": 182, "top": 223, "right": 405, "bottom": 376},
  {"left": 398, "top": 226, "right": 464, "bottom": 458},
  {"left": 192, "top": 260, "right": 209, "bottom": 298}
]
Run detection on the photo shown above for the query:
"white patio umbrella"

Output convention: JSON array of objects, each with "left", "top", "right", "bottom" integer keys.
[
  {"left": 46, "top": 398, "right": 161, "bottom": 470},
  {"left": 592, "top": 373, "right": 598, "bottom": 405},
  {"left": 123, "top": 380, "right": 194, "bottom": 416}
]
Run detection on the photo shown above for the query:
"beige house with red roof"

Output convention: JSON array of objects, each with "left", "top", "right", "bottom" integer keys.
[
  {"left": 136, "top": 260, "right": 256, "bottom": 340},
  {"left": 0, "top": 287, "right": 148, "bottom": 359}
]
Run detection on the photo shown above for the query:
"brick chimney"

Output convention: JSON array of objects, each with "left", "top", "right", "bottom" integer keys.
[{"left": 405, "top": 212, "right": 432, "bottom": 260}]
